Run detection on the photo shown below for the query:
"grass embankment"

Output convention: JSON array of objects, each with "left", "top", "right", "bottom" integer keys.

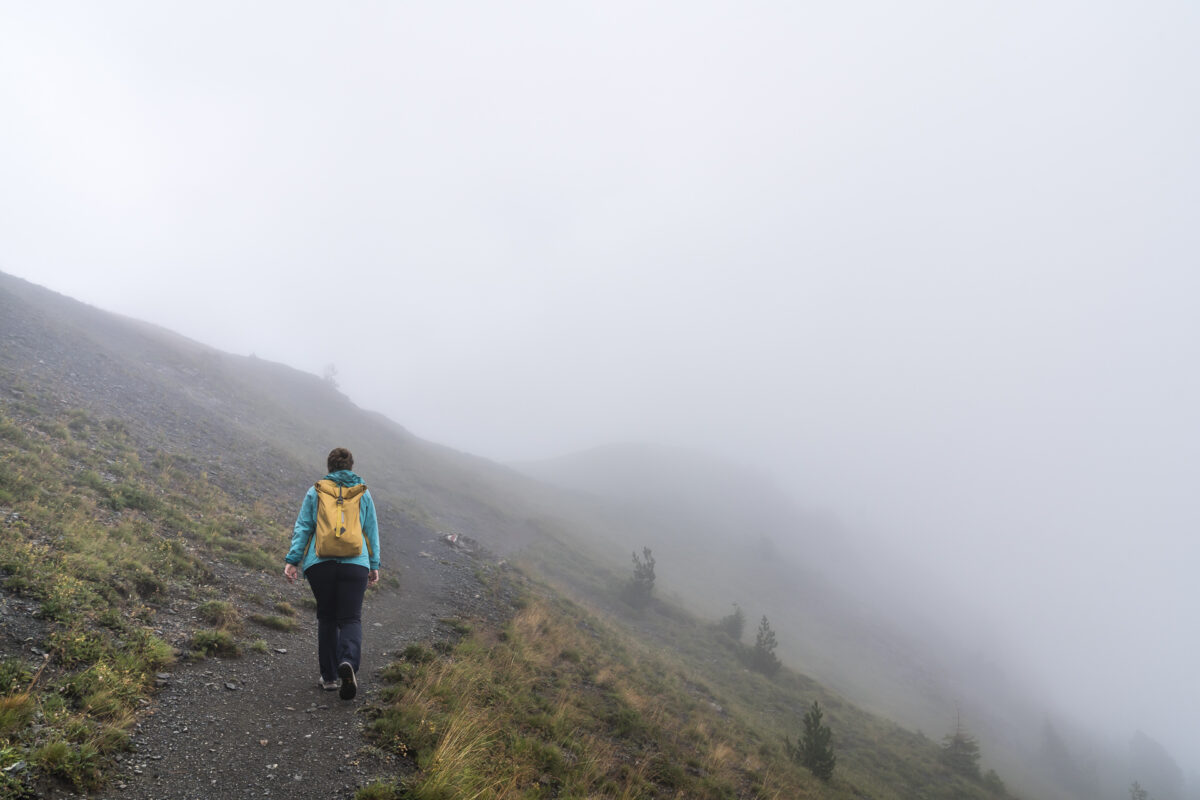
[
  {"left": 365, "top": 584, "right": 792, "bottom": 799},
  {"left": 0, "top": 384, "right": 288, "bottom": 797},
  {"left": 361, "top": 552, "right": 1012, "bottom": 799}
]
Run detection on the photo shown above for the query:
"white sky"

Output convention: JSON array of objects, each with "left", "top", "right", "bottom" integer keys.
[{"left": 2, "top": 0, "right": 1198, "bottom": 774}]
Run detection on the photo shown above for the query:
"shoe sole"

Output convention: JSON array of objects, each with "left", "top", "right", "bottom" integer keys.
[{"left": 338, "top": 662, "right": 357, "bottom": 700}]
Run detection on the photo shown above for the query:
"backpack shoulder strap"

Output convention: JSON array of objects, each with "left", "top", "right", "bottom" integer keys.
[
  {"left": 360, "top": 485, "right": 374, "bottom": 561},
  {"left": 303, "top": 483, "right": 321, "bottom": 560}
]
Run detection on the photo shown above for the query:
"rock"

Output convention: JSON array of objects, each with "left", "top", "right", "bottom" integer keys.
[{"left": 224, "top": 682, "right": 238, "bottom": 691}]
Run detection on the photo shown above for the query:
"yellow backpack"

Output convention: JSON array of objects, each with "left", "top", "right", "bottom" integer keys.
[{"left": 308, "top": 480, "right": 374, "bottom": 559}]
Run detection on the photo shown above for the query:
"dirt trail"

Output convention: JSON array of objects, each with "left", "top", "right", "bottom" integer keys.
[{"left": 85, "top": 537, "right": 496, "bottom": 800}]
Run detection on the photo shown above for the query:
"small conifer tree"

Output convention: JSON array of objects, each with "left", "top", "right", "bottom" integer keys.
[
  {"left": 750, "top": 615, "right": 781, "bottom": 676},
  {"left": 941, "top": 713, "right": 982, "bottom": 779},
  {"left": 982, "top": 769, "right": 1006, "bottom": 793},
  {"left": 787, "top": 700, "right": 836, "bottom": 781},
  {"left": 718, "top": 602, "right": 745, "bottom": 640},
  {"left": 625, "top": 547, "right": 656, "bottom": 608}
]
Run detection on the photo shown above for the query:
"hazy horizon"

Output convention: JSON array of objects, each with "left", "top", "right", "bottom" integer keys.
[{"left": 3, "top": 1, "right": 1198, "bottom": 788}]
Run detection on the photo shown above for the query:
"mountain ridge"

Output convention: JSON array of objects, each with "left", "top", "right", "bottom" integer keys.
[{"left": 0, "top": 269, "right": 1154, "bottom": 799}]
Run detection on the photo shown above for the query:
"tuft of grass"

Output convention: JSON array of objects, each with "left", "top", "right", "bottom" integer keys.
[
  {"left": 354, "top": 780, "right": 401, "bottom": 800},
  {"left": 0, "top": 659, "right": 33, "bottom": 695},
  {"left": 400, "top": 643, "right": 435, "bottom": 664},
  {"left": 249, "top": 614, "right": 296, "bottom": 632},
  {"left": 229, "top": 548, "right": 275, "bottom": 571},
  {"left": 273, "top": 600, "right": 297, "bottom": 617},
  {"left": 191, "top": 629, "right": 241, "bottom": 658},
  {"left": 248, "top": 639, "right": 270, "bottom": 655},
  {"left": 0, "top": 695, "right": 34, "bottom": 737},
  {"left": 30, "top": 739, "right": 102, "bottom": 791},
  {"left": 439, "top": 617, "right": 471, "bottom": 635},
  {"left": 197, "top": 600, "right": 241, "bottom": 631}
]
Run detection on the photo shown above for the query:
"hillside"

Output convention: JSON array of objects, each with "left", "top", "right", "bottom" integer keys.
[
  {"left": 516, "top": 446, "right": 1033, "bottom": 750},
  {"left": 0, "top": 272, "right": 1021, "bottom": 798}
]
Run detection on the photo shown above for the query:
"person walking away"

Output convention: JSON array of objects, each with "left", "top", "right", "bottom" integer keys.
[{"left": 283, "top": 447, "right": 380, "bottom": 700}]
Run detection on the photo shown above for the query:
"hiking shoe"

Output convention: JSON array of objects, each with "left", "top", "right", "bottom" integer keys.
[
  {"left": 318, "top": 677, "right": 338, "bottom": 691},
  {"left": 337, "top": 661, "right": 357, "bottom": 700}
]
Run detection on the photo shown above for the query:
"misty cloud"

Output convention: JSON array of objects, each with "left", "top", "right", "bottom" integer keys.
[{"left": 1, "top": 0, "right": 1198, "bottom": 778}]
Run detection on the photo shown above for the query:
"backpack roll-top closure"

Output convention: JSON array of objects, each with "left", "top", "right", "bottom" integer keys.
[{"left": 315, "top": 481, "right": 367, "bottom": 500}]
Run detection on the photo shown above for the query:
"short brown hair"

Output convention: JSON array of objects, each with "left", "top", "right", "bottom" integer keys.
[{"left": 326, "top": 447, "right": 354, "bottom": 472}]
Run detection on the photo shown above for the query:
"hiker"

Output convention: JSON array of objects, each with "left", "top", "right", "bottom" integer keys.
[{"left": 283, "top": 447, "right": 381, "bottom": 700}]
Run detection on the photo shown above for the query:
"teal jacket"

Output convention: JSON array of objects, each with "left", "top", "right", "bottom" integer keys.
[{"left": 286, "top": 471, "right": 380, "bottom": 572}]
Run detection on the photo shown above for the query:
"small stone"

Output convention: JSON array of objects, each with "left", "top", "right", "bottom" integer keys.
[
  {"left": 259, "top": 739, "right": 269, "bottom": 747},
  {"left": 224, "top": 683, "right": 238, "bottom": 691},
  {"left": 273, "top": 648, "right": 287, "bottom": 654}
]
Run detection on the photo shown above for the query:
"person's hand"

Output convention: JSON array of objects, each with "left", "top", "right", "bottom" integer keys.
[
  {"left": 284, "top": 563, "right": 299, "bottom": 584},
  {"left": 368, "top": 569, "right": 379, "bottom": 587}
]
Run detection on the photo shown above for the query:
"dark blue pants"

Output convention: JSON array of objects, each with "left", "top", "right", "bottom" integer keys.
[{"left": 304, "top": 560, "right": 368, "bottom": 681}]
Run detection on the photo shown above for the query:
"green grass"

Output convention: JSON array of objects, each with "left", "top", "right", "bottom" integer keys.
[
  {"left": 370, "top": 589, "right": 787, "bottom": 799},
  {"left": 191, "top": 629, "right": 241, "bottom": 658},
  {"left": 249, "top": 614, "right": 297, "bottom": 632},
  {"left": 355, "top": 780, "right": 402, "bottom": 800},
  {"left": 197, "top": 600, "right": 241, "bottom": 631}
]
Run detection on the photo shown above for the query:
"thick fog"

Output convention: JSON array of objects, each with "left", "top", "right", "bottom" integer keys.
[{"left": 2, "top": 0, "right": 1198, "bottom": 781}]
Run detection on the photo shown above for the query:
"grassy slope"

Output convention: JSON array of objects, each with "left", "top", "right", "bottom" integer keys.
[
  {"left": 512, "top": 445, "right": 1086, "bottom": 800},
  {"left": 0, "top": 375, "right": 294, "bottom": 797},
  {"left": 359, "top": 538, "right": 1014, "bottom": 800}
]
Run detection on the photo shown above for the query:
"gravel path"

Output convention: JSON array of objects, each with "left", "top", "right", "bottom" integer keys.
[{"left": 84, "top": 537, "right": 499, "bottom": 800}]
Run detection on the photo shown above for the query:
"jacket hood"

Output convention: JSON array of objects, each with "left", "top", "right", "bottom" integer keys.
[{"left": 322, "top": 470, "right": 363, "bottom": 488}]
